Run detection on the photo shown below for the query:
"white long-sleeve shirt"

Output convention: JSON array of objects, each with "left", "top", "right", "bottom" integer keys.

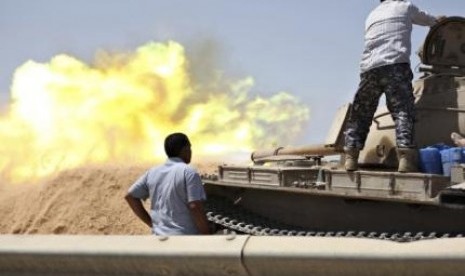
[{"left": 360, "top": 0, "right": 437, "bottom": 73}]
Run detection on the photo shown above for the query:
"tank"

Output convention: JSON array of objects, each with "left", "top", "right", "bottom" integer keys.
[{"left": 202, "top": 17, "right": 465, "bottom": 241}]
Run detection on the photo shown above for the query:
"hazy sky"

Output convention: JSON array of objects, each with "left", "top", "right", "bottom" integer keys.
[{"left": 1, "top": 1, "right": 463, "bottom": 144}]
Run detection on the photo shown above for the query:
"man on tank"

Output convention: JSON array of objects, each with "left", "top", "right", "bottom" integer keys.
[
  {"left": 125, "top": 132, "right": 210, "bottom": 235},
  {"left": 344, "top": 0, "right": 445, "bottom": 172}
]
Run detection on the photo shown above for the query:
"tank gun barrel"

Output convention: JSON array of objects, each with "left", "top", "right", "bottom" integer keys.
[{"left": 251, "top": 144, "right": 340, "bottom": 162}]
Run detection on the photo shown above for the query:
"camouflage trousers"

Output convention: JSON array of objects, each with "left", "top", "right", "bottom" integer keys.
[{"left": 344, "top": 63, "right": 415, "bottom": 150}]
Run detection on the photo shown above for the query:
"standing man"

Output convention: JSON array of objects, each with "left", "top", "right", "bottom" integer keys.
[
  {"left": 344, "top": 0, "right": 444, "bottom": 172},
  {"left": 125, "top": 132, "right": 210, "bottom": 235}
]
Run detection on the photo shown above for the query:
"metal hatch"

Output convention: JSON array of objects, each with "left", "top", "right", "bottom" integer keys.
[{"left": 421, "top": 16, "right": 465, "bottom": 68}]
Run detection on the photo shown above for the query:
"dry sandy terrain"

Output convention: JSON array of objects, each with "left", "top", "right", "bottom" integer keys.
[{"left": 0, "top": 163, "right": 218, "bottom": 235}]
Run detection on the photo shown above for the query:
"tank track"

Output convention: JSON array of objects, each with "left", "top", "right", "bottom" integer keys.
[{"left": 205, "top": 196, "right": 462, "bottom": 242}]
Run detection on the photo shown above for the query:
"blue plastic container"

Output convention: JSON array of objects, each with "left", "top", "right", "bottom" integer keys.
[
  {"left": 440, "top": 147, "right": 464, "bottom": 176},
  {"left": 419, "top": 147, "right": 443, "bottom": 174}
]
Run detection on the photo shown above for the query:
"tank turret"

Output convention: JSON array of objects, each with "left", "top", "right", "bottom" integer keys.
[{"left": 250, "top": 17, "right": 465, "bottom": 169}]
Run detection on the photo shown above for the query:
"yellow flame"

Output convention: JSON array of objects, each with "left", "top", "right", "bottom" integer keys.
[{"left": 0, "top": 41, "right": 309, "bottom": 183}]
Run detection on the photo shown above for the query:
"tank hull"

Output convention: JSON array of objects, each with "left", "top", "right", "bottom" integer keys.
[{"left": 205, "top": 180, "right": 465, "bottom": 234}]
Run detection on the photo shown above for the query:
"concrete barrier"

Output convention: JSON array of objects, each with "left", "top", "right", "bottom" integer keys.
[
  {"left": 243, "top": 236, "right": 465, "bottom": 276},
  {"left": 0, "top": 235, "right": 250, "bottom": 275},
  {"left": 1, "top": 235, "right": 465, "bottom": 275}
]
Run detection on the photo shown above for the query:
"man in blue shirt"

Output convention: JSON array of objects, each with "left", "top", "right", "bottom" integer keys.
[{"left": 125, "top": 133, "right": 210, "bottom": 235}]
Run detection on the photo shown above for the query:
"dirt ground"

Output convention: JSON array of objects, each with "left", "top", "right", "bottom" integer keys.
[{"left": 0, "top": 162, "right": 218, "bottom": 235}]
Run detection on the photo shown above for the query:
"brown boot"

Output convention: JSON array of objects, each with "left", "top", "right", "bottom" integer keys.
[
  {"left": 344, "top": 148, "right": 359, "bottom": 171},
  {"left": 397, "top": 147, "right": 418, "bottom": 173}
]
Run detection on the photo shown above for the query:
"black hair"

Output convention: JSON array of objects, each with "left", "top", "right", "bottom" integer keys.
[{"left": 164, "top": 132, "right": 190, "bottom": 158}]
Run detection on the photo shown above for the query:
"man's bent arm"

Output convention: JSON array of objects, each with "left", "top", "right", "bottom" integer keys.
[
  {"left": 125, "top": 194, "right": 152, "bottom": 228},
  {"left": 188, "top": 200, "right": 211, "bottom": 234}
]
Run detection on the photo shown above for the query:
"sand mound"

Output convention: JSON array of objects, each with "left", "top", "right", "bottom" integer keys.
[{"left": 0, "top": 162, "right": 217, "bottom": 235}]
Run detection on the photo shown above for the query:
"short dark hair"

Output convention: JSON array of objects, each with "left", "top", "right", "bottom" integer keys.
[{"left": 164, "top": 132, "right": 190, "bottom": 157}]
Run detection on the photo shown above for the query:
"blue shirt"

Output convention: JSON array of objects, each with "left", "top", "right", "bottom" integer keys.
[
  {"left": 360, "top": 0, "right": 437, "bottom": 72},
  {"left": 128, "top": 157, "right": 206, "bottom": 235}
]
